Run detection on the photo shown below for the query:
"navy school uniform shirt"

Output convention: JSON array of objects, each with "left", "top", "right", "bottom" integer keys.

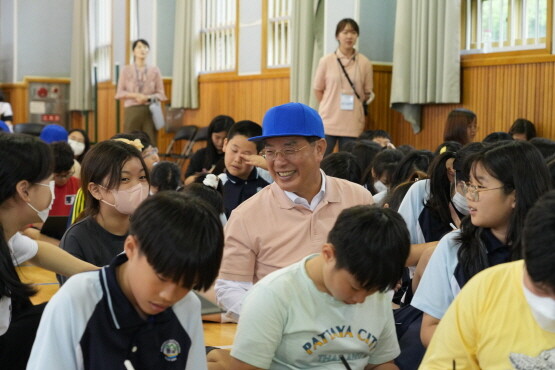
[
  {"left": 219, "top": 167, "right": 270, "bottom": 218},
  {"left": 27, "top": 253, "right": 208, "bottom": 370}
]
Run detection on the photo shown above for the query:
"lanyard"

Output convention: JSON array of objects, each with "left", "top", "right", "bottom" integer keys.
[
  {"left": 336, "top": 52, "right": 362, "bottom": 102},
  {"left": 134, "top": 64, "right": 147, "bottom": 93}
]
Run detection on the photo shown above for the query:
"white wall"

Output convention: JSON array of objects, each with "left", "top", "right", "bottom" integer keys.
[{"left": 16, "top": 0, "right": 73, "bottom": 80}]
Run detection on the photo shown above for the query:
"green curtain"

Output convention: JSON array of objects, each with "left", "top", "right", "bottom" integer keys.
[
  {"left": 390, "top": 0, "right": 461, "bottom": 133},
  {"left": 171, "top": 0, "right": 199, "bottom": 109},
  {"left": 69, "top": 0, "right": 92, "bottom": 111},
  {"left": 290, "top": 0, "right": 324, "bottom": 109}
]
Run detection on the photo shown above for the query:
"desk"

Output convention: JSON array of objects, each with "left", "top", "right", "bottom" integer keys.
[{"left": 203, "top": 322, "right": 237, "bottom": 347}]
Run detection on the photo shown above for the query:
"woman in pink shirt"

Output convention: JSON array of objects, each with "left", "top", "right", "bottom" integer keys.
[
  {"left": 314, "top": 19, "right": 374, "bottom": 155},
  {"left": 115, "top": 39, "right": 167, "bottom": 144}
]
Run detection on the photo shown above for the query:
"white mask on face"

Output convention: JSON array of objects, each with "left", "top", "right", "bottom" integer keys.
[
  {"left": 26, "top": 180, "right": 55, "bottom": 222},
  {"left": 68, "top": 139, "right": 85, "bottom": 156},
  {"left": 374, "top": 180, "right": 388, "bottom": 193},
  {"left": 523, "top": 280, "right": 555, "bottom": 332},
  {"left": 452, "top": 191, "right": 469, "bottom": 215}
]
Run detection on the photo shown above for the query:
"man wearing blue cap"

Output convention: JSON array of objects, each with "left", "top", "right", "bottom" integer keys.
[{"left": 215, "top": 102, "right": 374, "bottom": 322}]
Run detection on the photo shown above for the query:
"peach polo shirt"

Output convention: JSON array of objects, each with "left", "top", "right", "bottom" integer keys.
[
  {"left": 313, "top": 50, "right": 373, "bottom": 137},
  {"left": 115, "top": 64, "right": 167, "bottom": 108},
  {"left": 219, "top": 174, "right": 374, "bottom": 283}
]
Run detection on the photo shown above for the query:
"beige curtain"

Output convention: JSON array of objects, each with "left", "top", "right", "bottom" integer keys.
[
  {"left": 290, "top": 0, "right": 324, "bottom": 109},
  {"left": 171, "top": 0, "right": 199, "bottom": 109},
  {"left": 390, "top": 0, "right": 461, "bottom": 133},
  {"left": 69, "top": 0, "right": 92, "bottom": 111}
]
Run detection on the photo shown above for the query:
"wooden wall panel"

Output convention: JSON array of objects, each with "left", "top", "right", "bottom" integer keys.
[
  {"left": 0, "top": 83, "right": 28, "bottom": 123},
  {"left": 6, "top": 59, "right": 555, "bottom": 155}
]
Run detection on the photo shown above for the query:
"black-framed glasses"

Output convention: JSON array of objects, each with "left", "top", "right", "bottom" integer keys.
[{"left": 261, "top": 145, "right": 308, "bottom": 161}]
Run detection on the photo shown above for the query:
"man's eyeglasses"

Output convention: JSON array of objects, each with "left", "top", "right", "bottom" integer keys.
[
  {"left": 262, "top": 145, "right": 308, "bottom": 161},
  {"left": 54, "top": 170, "right": 75, "bottom": 180},
  {"left": 460, "top": 182, "right": 504, "bottom": 202}
]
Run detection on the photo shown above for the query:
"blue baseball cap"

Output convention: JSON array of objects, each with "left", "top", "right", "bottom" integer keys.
[
  {"left": 249, "top": 102, "right": 325, "bottom": 142},
  {"left": 0, "top": 120, "right": 10, "bottom": 133},
  {"left": 40, "top": 124, "right": 68, "bottom": 143}
]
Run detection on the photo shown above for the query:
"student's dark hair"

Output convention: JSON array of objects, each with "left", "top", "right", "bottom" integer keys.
[
  {"left": 320, "top": 152, "right": 362, "bottom": 184},
  {"left": 523, "top": 190, "right": 555, "bottom": 290},
  {"left": 51, "top": 141, "right": 75, "bottom": 173},
  {"left": 0, "top": 134, "right": 53, "bottom": 304},
  {"left": 363, "top": 149, "right": 404, "bottom": 193},
  {"left": 529, "top": 137, "right": 555, "bottom": 159},
  {"left": 80, "top": 140, "right": 149, "bottom": 219},
  {"left": 390, "top": 150, "right": 434, "bottom": 189},
  {"left": 433, "top": 141, "right": 462, "bottom": 156},
  {"left": 453, "top": 142, "right": 487, "bottom": 183},
  {"left": 482, "top": 131, "right": 513, "bottom": 143},
  {"left": 180, "top": 180, "right": 224, "bottom": 214},
  {"left": 383, "top": 180, "right": 421, "bottom": 212},
  {"left": 546, "top": 156, "right": 555, "bottom": 188},
  {"left": 335, "top": 18, "right": 359, "bottom": 37},
  {"left": 366, "top": 129, "right": 392, "bottom": 141},
  {"left": 150, "top": 161, "right": 181, "bottom": 192},
  {"left": 227, "top": 120, "right": 263, "bottom": 152},
  {"left": 443, "top": 108, "right": 477, "bottom": 146},
  {"left": 358, "top": 130, "right": 374, "bottom": 141},
  {"left": 328, "top": 205, "right": 410, "bottom": 292},
  {"left": 457, "top": 141, "right": 551, "bottom": 282},
  {"left": 351, "top": 140, "right": 383, "bottom": 180},
  {"left": 340, "top": 140, "right": 358, "bottom": 153},
  {"left": 129, "top": 192, "right": 224, "bottom": 291},
  {"left": 132, "top": 39, "right": 149, "bottom": 50},
  {"left": 68, "top": 128, "right": 91, "bottom": 163},
  {"left": 0, "top": 90, "right": 4, "bottom": 102},
  {"left": 396, "top": 144, "right": 415, "bottom": 156},
  {"left": 203, "top": 115, "right": 235, "bottom": 170},
  {"left": 509, "top": 118, "right": 536, "bottom": 140},
  {"left": 425, "top": 151, "right": 457, "bottom": 225}
]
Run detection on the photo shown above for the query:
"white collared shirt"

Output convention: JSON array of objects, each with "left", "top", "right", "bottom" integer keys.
[{"left": 284, "top": 170, "right": 326, "bottom": 211}]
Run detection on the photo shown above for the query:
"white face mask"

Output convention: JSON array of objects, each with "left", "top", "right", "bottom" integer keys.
[
  {"left": 522, "top": 280, "right": 555, "bottom": 332},
  {"left": 374, "top": 180, "right": 388, "bottom": 193},
  {"left": 26, "top": 180, "right": 55, "bottom": 222},
  {"left": 68, "top": 139, "right": 85, "bottom": 156},
  {"left": 452, "top": 191, "right": 469, "bottom": 215}
]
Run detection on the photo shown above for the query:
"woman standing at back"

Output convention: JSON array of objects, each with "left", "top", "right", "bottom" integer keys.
[
  {"left": 115, "top": 39, "right": 167, "bottom": 143},
  {"left": 314, "top": 18, "right": 374, "bottom": 155}
]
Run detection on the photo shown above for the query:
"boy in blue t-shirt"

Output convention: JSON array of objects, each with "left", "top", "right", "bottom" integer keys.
[
  {"left": 27, "top": 192, "right": 224, "bottom": 370},
  {"left": 219, "top": 120, "right": 270, "bottom": 218}
]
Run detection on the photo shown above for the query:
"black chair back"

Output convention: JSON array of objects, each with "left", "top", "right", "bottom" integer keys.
[{"left": 13, "top": 123, "right": 44, "bottom": 136}]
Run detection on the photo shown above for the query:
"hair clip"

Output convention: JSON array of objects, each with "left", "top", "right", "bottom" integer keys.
[
  {"left": 203, "top": 174, "right": 219, "bottom": 189},
  {"left": 113, "top": 138, "right": 144, "bottom": 151}
]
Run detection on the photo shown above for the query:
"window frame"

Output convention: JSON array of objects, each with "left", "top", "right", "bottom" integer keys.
[{"left": 461, "top": 0, "right": 554, "bottom": 66}]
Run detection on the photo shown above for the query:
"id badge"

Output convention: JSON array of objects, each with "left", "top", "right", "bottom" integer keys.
[{"left": 340, "top": 93, "right": 354, "bottom": 111}]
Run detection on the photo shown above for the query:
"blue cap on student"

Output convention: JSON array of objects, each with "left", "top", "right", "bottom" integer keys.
[
  {"left": 249, "top": 102, "right": 325, "bottom": 141},
  {"left": 40, "top": 124, "right": 68, "bottom": 143},
  {"left": 0, "top": 120, "right": 10, "bottom": 133}
]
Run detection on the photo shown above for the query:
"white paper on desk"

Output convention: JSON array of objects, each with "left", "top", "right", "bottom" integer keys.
[{"left": 30, "top": 101, "right": 46, "bottom": 114}]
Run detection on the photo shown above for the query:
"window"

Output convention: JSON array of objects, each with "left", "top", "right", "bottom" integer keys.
[
  {"left": 266, "top": 0, "right": 292, "bottom": 68},
  {"left": 89, "top": 0, "right": 112, "bottom": 82},
  {"left": 200, "top": 0, "right": 236, "bottom": 73},
  {"left": 462, "top": 0, "right": 547, "bottom": 53}
]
